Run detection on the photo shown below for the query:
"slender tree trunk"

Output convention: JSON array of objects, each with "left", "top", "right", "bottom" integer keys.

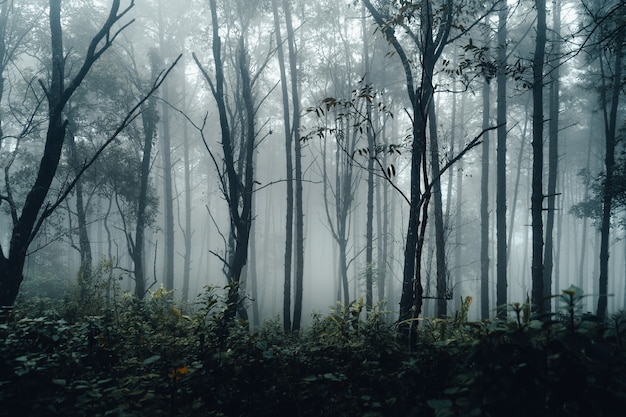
[
  {"left": 480, "top": 73, "right": 491, "bottom": 320},
  {"left": 158, "top": 0, "right": 174, "bottom": 292},
  {"left": 249, "top": 173, "right": 260, "bottom": 328},
  {"left": 363, "top": 6, "right": 374, "bottom": 311},
  {"left": 283, "top": 0, "right": 304, "bottom": 331},
  {"left": 132, "top": 92, "right": 157, "bottom": 299},
  {"left": 272, "top": 0, "right": 293, "bottom": 331},
  {"left": 454, "top": 92, "right": 465, "bottom": 310},
  {"left": 578, "top": 117, "right": 594, "bottom": 291},
  {"left": 428, "top": 103, "right": 448, "bottom": 318},
  {"left": 597, "top": 28, "right": 623, "bottom": 319},
  {"left": 199, "top": 0, "right": 252, "bottom": 321},
  {"left": 496, "top": 0, "right": 508, "bottom": 318},
  {"left": 66, "top": 116, "right": 93, "bottom": 301},
  {"left": 543, "top": 0, "right": 561, "bottom": 313},
  {"left": 531, "top": 0, "right": 547, "bottom": 314},
  {"left": 181, "top": 77, "right": 192, "bottom": 302}
]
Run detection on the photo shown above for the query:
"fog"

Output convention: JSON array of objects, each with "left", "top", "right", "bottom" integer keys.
[{"left": 1, "top": 0, "right": 625, "bottom": 325}]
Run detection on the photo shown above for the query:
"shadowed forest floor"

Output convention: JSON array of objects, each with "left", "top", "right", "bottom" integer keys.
[{"left": 1, "top": 287, "right": 625, "bottom": 417}]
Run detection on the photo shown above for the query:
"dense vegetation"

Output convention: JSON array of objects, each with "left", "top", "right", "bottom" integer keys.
[{"left": 2, "top": 277, "right": 626, "bottom": 417}]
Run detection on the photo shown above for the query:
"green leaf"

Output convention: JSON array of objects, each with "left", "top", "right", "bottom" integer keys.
[{"left": 142, "top": 355, "right": 161, "bottom": 365}]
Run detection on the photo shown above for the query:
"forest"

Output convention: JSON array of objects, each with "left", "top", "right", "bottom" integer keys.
[{"left": 1, "top": 0, "right": 626, "bottom": 415}]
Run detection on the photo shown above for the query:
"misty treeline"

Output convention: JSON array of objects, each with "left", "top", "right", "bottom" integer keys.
[{"left": 1, "top": 0, "right": 626, "bottom": 333}]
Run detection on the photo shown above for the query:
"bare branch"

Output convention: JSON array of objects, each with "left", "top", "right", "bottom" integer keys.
[{"left": 30, "top": 54, "right": 182, "bottom": 244}]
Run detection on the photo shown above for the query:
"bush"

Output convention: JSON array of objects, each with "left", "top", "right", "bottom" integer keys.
[{"left": 1, "top": 286, "right": 625, "bottom": 417}]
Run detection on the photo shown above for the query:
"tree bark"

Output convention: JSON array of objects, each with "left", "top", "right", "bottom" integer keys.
[
  {"left": 496, "top": 0, "right": 508, "bottom": 318},
  {"left": 157, "top": 0, "right": 174, "bottom": 292},
  {"left": 531, "top": 0, "right": 547, "bottom": 314},
  {"left": 271, "top": 0, "right": 293, "bottom": 332},
  {"left": 67, "top": 118, "right": 93, "bottom": 301},
  {"left": 480, "top": 72, "right": 491, "bottom": 320},
  {"left": 428, "top": 102, "right": 448, "bottom": 318},
  {"left": 283, "top": 0, "right": 304, "bottom": 332},
  {"left": 597, "top": 28, "right": 623, "bottom": 319},
  {"left": 543, "top": 0, "right": 561, "bottom": 313},
  {"left": 362, "top": 6, "right": 374, "bottom": 311},
  {"left": 131, "top": 65, "right": 158, "bottom": 299}
]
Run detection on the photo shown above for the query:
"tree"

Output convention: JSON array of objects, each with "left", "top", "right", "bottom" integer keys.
[
  {"left": 127, "top": 51, "right": 160, "bottom": 299},
  {"left": 542, "top": 0, "right": 562, "bottom": 314},
  {"left": 0, "top": 0, "right": 136, "bottom": 306},
  {"left": 318, "top": 102, "right": 361, "bottom": 307},
  {"left": 594, "top": 3, "right": 624, "bottom": 318},
  {"left": 362, "top": 5, "right": 375, "bottom": 311},
  {"left": 193, "top": 0, "right": 265, "bottom": 321},
  {"left": 362, "top": 0, "right": 497, "bottom": 339},
  {"left": 531, "top": 0, "right": 547, "bottom": 314},
  {"left": 495, "top": 0, "right": 508, "bottom": 318},
  {"left": 271, "top": 0, "right": 294, "bottom": 332},
  {"left": 283, "top": 0, "right": 305, "bottom": 332},
  {"left": 156, "top": 0, "right": 175, "bottom": 292},
  {"left": 66, "top": 114, "right": 93, "bottom": 300},
  {"left": 480, "top": 40, "right": 491, "bottom": 320}
]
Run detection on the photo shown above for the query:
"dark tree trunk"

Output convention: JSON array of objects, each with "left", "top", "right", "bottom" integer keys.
[
  {"left": 271, "top": 0, "right": 293, "bottom": 332},
  {"left": 131, "top": 82, "right": 158, "bottom": 299},
  {"left": 363, "top": 7, "right": 374, "bottom": 311},
  {"left": 428, "top": 102, "right": 448, "bottom": 318},
  {"left": 543, "top": 0, "right": 561, "bottom": 313},
  {"left": 531, "top": 0, "right": 547, "bottom": 314},
  {"left": 480, "top": 72, "right": 491, "bottom": 320},
  {"left": 67, "top": 124, "right": 93, "bottom": 300},
  {"left": 362, "top": 0, "right": 454, "bottom": 340},
  {"left": 496, "top": 0, "right": 508, "bottom": 318},
  {"left": 597, "top": 28, "right": 623, "bottom": 319},
  {"left": 158, "top": 0, "right": 174, "bottom": 291},
  {"left": 283, "top": 0, "right": 304, "bottom": 332},
  {"left": 181, "top": 81, "right": 192, "bottom": 302}
]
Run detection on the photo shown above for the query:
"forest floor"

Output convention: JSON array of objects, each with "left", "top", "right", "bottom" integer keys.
[{"left": 1, "top": 286, "right": 626, "bottom": 417}]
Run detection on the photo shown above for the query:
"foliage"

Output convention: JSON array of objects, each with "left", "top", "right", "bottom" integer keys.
[
  {"left": 1, "top": 286, "right": 625, "bottom": 417},
  {"left": 427, "top": 286, "right": 626, "bottom": 417}
]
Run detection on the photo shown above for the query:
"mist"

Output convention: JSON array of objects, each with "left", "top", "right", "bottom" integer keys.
[{"left": 2, "top": 0, "right": 625, "bottom": 325}]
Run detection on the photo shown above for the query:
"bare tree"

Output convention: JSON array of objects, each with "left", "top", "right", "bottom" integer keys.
[{"left": 531, "top": 0, "right": 547, "bottom": 314}]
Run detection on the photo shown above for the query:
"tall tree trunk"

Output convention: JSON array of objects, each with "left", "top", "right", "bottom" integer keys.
[
  {"left": 197, "top": 0, "right": 252, "bottom": 321},
  {"left": 428, "top": 103, "right": 448, "bottom": 318},
  {"left": 363, "top": 6, "right": 374, "bottom": 311},
  {"left": 158, "top": 0, "right": 174, "bottom": 291},
  {"left": 65, "top": 105, "right": 93, "bottom": 297},
  {"left": 67, "top": 122, "right": 93, "bottom": 300},
  {"left": 531, "top": 0, "right": 547, "bottom": 314},
  {"left": 271, "top": 0, "right": 293, "bottom": 332},
  {"left": 543, "top": 0, "right": 561, "bottom": 313},
  {"left": 181, "top": 74, "right": 192, "bottom": 303},
  {"left": 578, "top": 117, "right": 594, "bottom": 291},
  {"left": 597, "top": 28, "right": 623, "bottom": 319},
  {"left": 284, "top": 0, "right": 304, "bottom": 332},
  {"left": 249, "top": 169, "right": 260, "bottom": 328},
  {"left": 496, "top": 0, "right": 508, "bottom": 318},
  {"left": 131, "top": 81, "right": 158, "bottom": 299},
  {"left": 454, "top": 92, "right": 465, "bottom": 311},
  {"left": 480, "top": 73, "right": 491, "bottom": 320}
]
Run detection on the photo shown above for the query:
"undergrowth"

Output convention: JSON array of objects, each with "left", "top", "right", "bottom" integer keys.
[{"left": 1, "top": 284, "right": 625, "bottom": 417}]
